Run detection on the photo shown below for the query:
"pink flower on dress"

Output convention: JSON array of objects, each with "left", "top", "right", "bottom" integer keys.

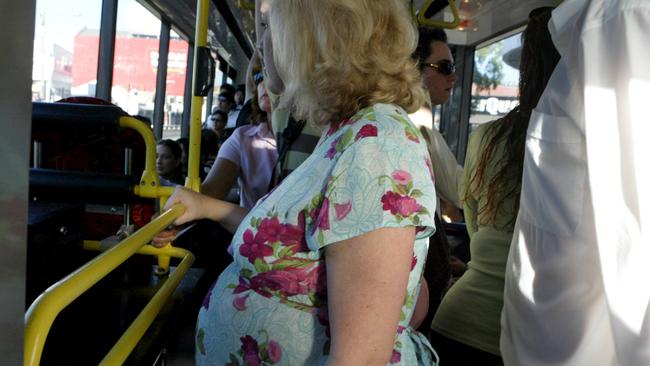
[
  {"left": 278, "top": 213, "right": 308, "bottom": 253},
  {"left": 355, "top": 124, "right": 378, "bottom": 141},
  {"left": 240, "top": 336, "right": 262, "bottom": 366},
  {"left": 390, "top": 350, "right": 402, "bottom": 364},
  {"left": 325, "top": 136, "right": 342, "bottom": 159},
  {"left": 233, "top": 294, "right": 249, "bottom": 311},
  {"left": 411, "top": 255, "right": 418, "bottom": 270},
  {"left": 424, "top": 157, "right": 435, "bottom": 183},
  {"left": 239, "top": 229, "right": 273, "bottom": 263},
  {"left": 251, "top": 266, "right": 321, "bottom": 297},
  {"left": 201, "top": 283, "right": 216, "bottom": 310},
  {"left": 334, "top": 201, "right": 352, "bottom": 220},
  {"left": 391, "top": 170, "right": 413, "bottom": 185},
  {"left": 267, "top": 340, "right": 282, "bottom": 363},
  {"left": 315, "top": 197, "right": 330, "bottom": 231},
  {"left": 257, "top": 217, "right": 283, "bottom": 243},
  {"left": 381, "top": 191, "right": 422, "bottom": 217}
]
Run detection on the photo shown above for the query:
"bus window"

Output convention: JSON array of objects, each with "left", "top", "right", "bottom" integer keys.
[
  {"left": 32, "top": 0, "right": 102, "bottom": 102},
  {"left": 162, "top": 30, "right": 188, "bottom": 140},
  {"left": 469, "top": 32, "right": 522, "bottom": 133},
  {"left": 111, "top": 0, "right": 161, "bottom": 122}
]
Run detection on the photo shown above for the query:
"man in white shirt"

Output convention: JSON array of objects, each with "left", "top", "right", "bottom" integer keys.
[
  {"left": 215, "top": 91, "right": 239, "bottom": 129},
  {"left": 501, "top": 1, "right": 650, "bottom": 365}
]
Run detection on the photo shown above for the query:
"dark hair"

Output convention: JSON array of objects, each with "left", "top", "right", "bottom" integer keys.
[
  {"left": 466, "top": 7, "right": 560, "bottom": 230},
  {"left": 236, "top": 84, "right": 246, "bottom": 93},
  {"left": 414, "top": 27, "right": 448, "bottom": 64},
  {"left": 218, "top": 91, "right": 235, "bottom": 105},
  {"left": 210, "top": 110, "right": 228, "bottom": 124},
  {"left": 176, "top": 137, "right": 189, "bottom": 154},
  {"left": 220, "top": 83, "right": 236, "bottom": 95},
  {"left": 157, "top": 139, "right": 182, "bottom": 160}
]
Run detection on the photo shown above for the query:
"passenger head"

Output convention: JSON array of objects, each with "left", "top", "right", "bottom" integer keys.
[
  {"left": 518, "top": 7, "right": 561, "bottom": 114},
  {"left": 176, "top": 137, "right": 189, "bottom": 174},
  {"left": 414, "top": 27, "right": 457, "bottom": 106},
  {"left": 156, "top": 139, "right": 182, "bottom": 180},
  {"left": 256, "top": 72, "right": 272, "bottom": 114},
  {"left": 267, "top": 0, "right": 425, "bottom": 126},
  {"left": 220, "top": 83, "right": 236, "bottom": 96},
  {"left": 255, "top": 0, "right": 284, "bottom": 95},
  {"left": 209, "top": 110, "right": 228, "bottom": 136},
  {"left": 217, "top": 91, "right": 235, "bottom": 113},
  {"left": 466, "top": 7, "right": 559, "bottom": 229},
  {"left": 235, "top": 84, "right": 246, "bottom": 105}
]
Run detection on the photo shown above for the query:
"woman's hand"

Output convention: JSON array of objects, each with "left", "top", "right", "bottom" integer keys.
[
  {"left": 163, "top": 186, "right": 209, "bottom": 226},
  {"left": 151, "top": 227, "right": 178, "bottom": 248}
]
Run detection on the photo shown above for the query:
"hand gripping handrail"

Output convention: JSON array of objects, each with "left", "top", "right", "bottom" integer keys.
[{"left": 24, "top": 204, "right": 191, "bottom": 366}]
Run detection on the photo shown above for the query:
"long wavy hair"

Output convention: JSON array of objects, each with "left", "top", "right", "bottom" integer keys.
[
  {"left": 268, "top": 0, "right": 425, "bottom": 126},
  {"left": 465, "top": 7, "right": 560, "bottom": 229}
]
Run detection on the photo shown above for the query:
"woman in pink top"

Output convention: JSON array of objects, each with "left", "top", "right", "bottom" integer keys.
[{"left": 201, "top": 69, "right": 278, "bottom": 209}]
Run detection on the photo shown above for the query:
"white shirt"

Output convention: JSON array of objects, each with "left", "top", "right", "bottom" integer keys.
[
  {"left": 226, "top": 106, "right": 241, "bottom": 129},
  {"left": 501, "top": 1, "right": 650, "bottom": 365}
]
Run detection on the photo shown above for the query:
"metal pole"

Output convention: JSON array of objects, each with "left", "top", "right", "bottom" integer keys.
[
  {"left": 123, "top": 147, "right": 132, "bottom": 226},
  {"left": 180, "top": 44, "right": 194, "bottom": 139},
  {"left": 33, "top": 141, "right": 42, "bottom": 168},
  {"left": 153, "top": 21, "right": 171, "bottom": 140},
  {"left": 96, "top": 0, "right": 119, "bottom": 101}
]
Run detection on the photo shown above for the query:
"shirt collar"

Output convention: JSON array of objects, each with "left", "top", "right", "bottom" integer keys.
[{"left": 243, "top": 122, "right": 276, "bottom": 144}]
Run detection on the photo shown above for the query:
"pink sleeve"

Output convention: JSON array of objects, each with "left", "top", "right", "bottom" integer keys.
[{"left": 216, "top": 128, "right": 242, "bottom": 167}]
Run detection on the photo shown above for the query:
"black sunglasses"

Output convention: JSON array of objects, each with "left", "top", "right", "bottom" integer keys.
[
  {"left": 423, "top": 60, "right": 456, "bottom": 76},
  {"left": 253, "top": 72, "right": 264, "bottom": 85}
]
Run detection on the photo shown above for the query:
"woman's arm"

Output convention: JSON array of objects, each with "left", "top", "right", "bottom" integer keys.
[
  {"left": 200, "top": 158, "right": 240, "bottom": 200},
  {"left": 325, "top": 227, "right": 415, "bottom": 366},
  {"left": 151, "top": 187, "right": 249, "bottom": 248}
]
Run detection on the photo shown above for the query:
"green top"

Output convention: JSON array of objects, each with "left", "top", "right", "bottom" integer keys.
[{"left": 431, "top": 121, "right": 516, "bottom": 355}]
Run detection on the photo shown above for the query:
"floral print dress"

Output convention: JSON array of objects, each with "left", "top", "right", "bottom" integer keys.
[{"left": 195, "top": 103, "right": 439, "bottom": 365}]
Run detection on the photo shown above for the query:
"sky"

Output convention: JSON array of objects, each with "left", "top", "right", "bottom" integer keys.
[{"left": 35, "top": 0, "right": 163, "bottom": 53}]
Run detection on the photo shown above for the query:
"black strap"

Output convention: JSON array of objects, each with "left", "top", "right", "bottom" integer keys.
[{"left": 268, "top": 117, "right": 306, "bottom": 191}]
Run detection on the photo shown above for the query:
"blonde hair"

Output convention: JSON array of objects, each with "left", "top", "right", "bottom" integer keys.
[{"left": 268, "top": 0, "right": 425, "bottom": 126}]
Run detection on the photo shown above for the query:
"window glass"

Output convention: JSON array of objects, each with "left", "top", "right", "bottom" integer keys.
[
  {"left": 32, "top": 0, "right": 102, "bottom": 102},
  {"left": 112, "top": 0, "right": 161, "bottom": 124},
  {"left": 162, "top": 30, "right": 189, "bottom": 140},
  {"left": 469, "top": 32, "right": 522, "bottom": 133}
]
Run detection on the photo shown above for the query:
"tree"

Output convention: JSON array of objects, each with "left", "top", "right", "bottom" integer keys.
[{"left": 473, "top": 42, "right": 505, "bottom": 94}]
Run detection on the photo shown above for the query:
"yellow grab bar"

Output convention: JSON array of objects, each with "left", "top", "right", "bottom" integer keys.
[
  {"left": 416, "top": 0, "right": 460, "bottom": 29},
  {"left": 119, "top": 116, "right": 168, "bottom": 199},
  {"left": 185, "top": 0, "right": 210, "bottom": 192},
  {"left": 81, "top": 241, "right": 195, "bottom": 366},
  {"left": 24, "top": 204, "right": 187, "bottom": 366}
]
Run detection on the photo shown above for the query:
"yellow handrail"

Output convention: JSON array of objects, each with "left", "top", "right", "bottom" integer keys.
[
  {"left": 118, "top": 116, "right": 168, "bottom": 199},
  {"left": 81, "top": 241, "right": 195, "bottom": 366},
  {"left": 185, "top": 0, "right": 210, "bottom": 193},
  {"left": 24, "top": 204, "right": 187, "bottom": 366},
  {"left": 416, "top": 0, "right": 460, "bottom": 29}
]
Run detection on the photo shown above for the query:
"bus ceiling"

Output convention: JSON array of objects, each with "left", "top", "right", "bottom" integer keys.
[
  {"left": 142, "top": 0, "right": 253, "bottom": 70},
  {"left": 412, "top": 0, "right": 562, "bottom": 47}
]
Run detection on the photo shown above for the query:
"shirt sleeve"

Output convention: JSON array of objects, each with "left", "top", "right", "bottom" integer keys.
[
  {"left": 428, "top": 127, "right": 464, "bottom": 208},
  {"left": 461, "top": 124, "right": 485, "bottom": 238},
  {"left": 306, "top": 129, "right": 437, "bottom": 251},
  {"left": 216, "top": 128, "right": 243, "bottom": 167}
]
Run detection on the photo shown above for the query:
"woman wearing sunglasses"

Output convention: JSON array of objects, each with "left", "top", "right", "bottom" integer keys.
[{"left": 427, "top": 8, "right": 560, "bottom": 365}]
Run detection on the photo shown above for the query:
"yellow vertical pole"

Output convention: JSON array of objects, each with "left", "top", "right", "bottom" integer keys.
[
  {"left": 185, "top": 0, "right": 210, "bottom": 193},
  {"left": 157, "top": 0, "right": 209, "bottom": 272}
]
